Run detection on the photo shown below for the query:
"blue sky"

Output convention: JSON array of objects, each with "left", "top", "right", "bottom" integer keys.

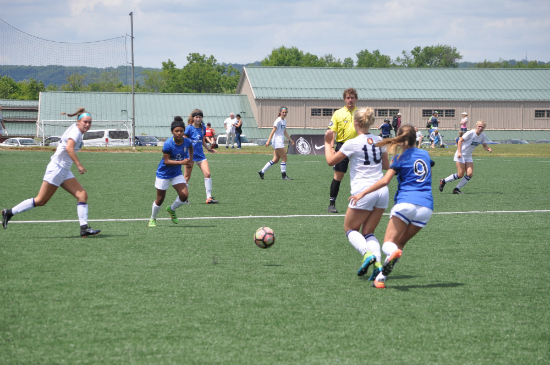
[{"left": 2, "top": 0, "right": 549, "bottom": 68}]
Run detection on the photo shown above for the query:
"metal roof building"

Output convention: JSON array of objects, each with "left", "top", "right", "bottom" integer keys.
[
  {"left": 237, "top": 67, "right": 550, "bottom": 131},
  {"left": 37, "top": 92, "right": 259, "bottom": 139}
]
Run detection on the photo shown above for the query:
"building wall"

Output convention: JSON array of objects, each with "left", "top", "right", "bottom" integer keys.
[{"left": 251, "top": 98, "right": 550, "bottom": 130}]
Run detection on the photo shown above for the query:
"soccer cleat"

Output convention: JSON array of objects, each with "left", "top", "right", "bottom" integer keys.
[
  {"left": 148, "top": 218, "right": 156, "bottom": 227},
  {"left": 372, "top": 276, "right": 386, "bottom": 289},
  {"left": 281, "top": 175, "right": 292, "bottom": 180},
  {"left": 357, "top": 252, "right": 376, "bottom": 277},
  {"left": 453, "top": 188, "right": 463, "bottom": 194},
  {"left": 368, "top": 265, "right": 383, "bottom": 281},
  {"left": 80, "top": 225, "right": 101, "bottom": 237},
  {"left": 439, "top": 178, "right": 446, "bottom": 192},
  {"left": 166, "top": 206, "right": 179, "bottom": 224},
  {"left": 327, "top": 204, "right": 338, "bottom": 213},
  {"left": 206, "top": 197, "right": 219, "bottom": 204},
  {"left": 182, "top": 199, "right": 190, "bottom": 205},
  {"left": 258, "top": 171, "right": 264, "bottom": 180},
  {"left": 382, "top": 249, "right": 403, "bottom": 276},
  {"left": 2, "top": 209, "right": 13, "bottom": 229}
]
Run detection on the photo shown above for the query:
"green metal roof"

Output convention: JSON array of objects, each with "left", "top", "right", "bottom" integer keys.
[
  {"left": 38, "top": 92, "right": 258, "bottom": 139},
  {"left": 242, "top": 67, "right": 550, "bottom": 101}
]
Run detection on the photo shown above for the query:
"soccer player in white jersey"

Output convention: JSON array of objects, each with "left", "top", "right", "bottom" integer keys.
[
  {"left": 258, "top": 106, "right": 295, "bottom": 180},
  {"left": 349, "top": 125, "right": 435, "bottom": 289},
  {"left": 439, "top": 120, "right": 492, "bottom": 194},
  {"left": 1, "top": 108, "right": 100, "bottom": 237},
  {"left": 324, "top": 107, "right": 390, "bottom": 281}
]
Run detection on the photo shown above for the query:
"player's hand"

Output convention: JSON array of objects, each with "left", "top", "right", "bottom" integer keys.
[
  {"left": 348, "top": 193, "right": 362, "bottom": 206},
  {"left": 208, "top": 148, "right": 216, "bottom": 154},
  {"left": 487, "top": 148, "right": 492, "bottom": 153},
  {"left": 324, "top": 130, "right": 334, "bottom": 145},
  {"left": 77, "top": 164, "right": 87, "bottom": 174},
  {"left": 265, "top": 141, "right": 270, "bottom": 147},
  {"left": 457, "top": 153, "right": 462, "bottom": 159},
  {"left": 290, "top": 139, "right": 295, "bottom": 146}
]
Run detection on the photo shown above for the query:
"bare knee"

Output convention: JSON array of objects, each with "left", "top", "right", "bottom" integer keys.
[
  {"left": 75, "top": 190, "right": 88, "bottom": 203},
  {"left": 33, "top": 197, "right": 48, "bottom": 207},
  {"left": 204, "top": 172, "right": 211, "bottom": 179}
]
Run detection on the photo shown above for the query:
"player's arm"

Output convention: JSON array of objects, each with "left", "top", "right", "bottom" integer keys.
[
  {"left": 482, "top": 143, "right": 492, "bottom": 153},
  {"left": 284, "top": 129, "right": 294, "bottom": 145},
  {"left": 66, "top": 138, "right": 86, "bottom": 174},
  {"left": 456, "top": 137, "right": 464, "bottom": 158},
  {"left": 202, "top": 135, "right": 215, "bottom": 153},
  {"left": 324, "top": 130, "right": 346, "bottom": 166},
  {"left": 381, "top": 151, "right": 390, "bottom": 170},
  {"left": 265, "top": 126, "right": 276, "bottom": 147},
  {"left": 349, "top": 169, "right": 396, "bottom": 206}
]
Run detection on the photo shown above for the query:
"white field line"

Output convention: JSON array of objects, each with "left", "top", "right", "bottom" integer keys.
[{"left": 9, "top": 210, "right": 550, "bottom": 224}]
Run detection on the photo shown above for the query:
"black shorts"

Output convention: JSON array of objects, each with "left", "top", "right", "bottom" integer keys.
[{"left": 333, "top": 142, "right": 349, "bottom": 173}]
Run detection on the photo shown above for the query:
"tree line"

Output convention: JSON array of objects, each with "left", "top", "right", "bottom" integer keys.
[{"left": 1, "top": 44, "right": 548, "bottom": 100}]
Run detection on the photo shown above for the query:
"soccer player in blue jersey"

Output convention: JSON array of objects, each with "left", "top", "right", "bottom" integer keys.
[
  {"left": 184, "top": 109, "right": 218, "bottom": 204},
  {"left": 149, "top": 117, "right": 193, "bottom": 227},
  {"left": 1, "top": 108, "right": 100, "bottom": 237},
  {"left": 349, "top": 125, "right": 434, "bottom": 289}
]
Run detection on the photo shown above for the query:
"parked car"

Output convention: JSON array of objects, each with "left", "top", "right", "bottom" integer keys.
[
  {"left": 500, "top": 139, "right": 529, "bottom": 144},
  {"left": 0, "top": 138, "right": 40, "bottom": 147},
  {"left": 135, "top": 135, "right": 160, "bottom": 146},
  {"left": 535, "top": 140, "right": 550, "bottom": 143},
  {"left": 43, "top": 136, "right": 62, "bottom": 147},
  {"left": 83, "top": 129, "right": 132, "bottom": 147},
  {"left": 216, "top": 134, "right": 256, "bottom": 147},
  {"left": 255, "top": 139, "right": 269, "bottom": 146}
]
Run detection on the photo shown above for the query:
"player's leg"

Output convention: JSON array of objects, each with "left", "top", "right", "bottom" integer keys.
[
  {"left": 259, "top": 149, "right": 279, "bottom": 179},
  {"left": 61, "top": 178, "right": 100, "bottom": 237},
  {"left": 329, "top": 170, "right": 345, "bottom": 213},
  {"left": 184, "top": 160, "right": 195, "bottom": 183},
  {"left": 454, "top": 161, "right": 473, "bottom": 193},
  {"left": 277, "top": 148, "right": 291, "bottom": 180},
  {"left": 441, "top": 161, "right": 465, "bottom": 192},
  {"left": 150, "top": 184, "right": 167, "bottom": 227},
  {"left": 198, "top": 160, "right": 217, "bottom": 204},
  {"left": 344, "top": 207, "right": 376, "bottom": 276}
]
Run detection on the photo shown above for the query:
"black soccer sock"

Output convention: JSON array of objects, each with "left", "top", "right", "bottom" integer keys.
[{"left": 329, "top": 179, "right": 341, "bottom": 204}]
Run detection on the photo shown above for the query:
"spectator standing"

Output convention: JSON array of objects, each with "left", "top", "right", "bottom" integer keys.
[
  {"left": 460, "top": 112, "right": 468, "bottom": 132},
  {"left": 428, "top": 111, "right": 440, "bottom": 130},
  {"left": 235, "top": 114, "right": 243, "bottom": 149},
  {"left": 223, "top": 112, "right": 237, "bottom": 149},
  {"left": 379, "top": 119, "right": 392, "bottom": 138},
  {"left": 391, "top": 113, "right": 402, "bottom": 137}
]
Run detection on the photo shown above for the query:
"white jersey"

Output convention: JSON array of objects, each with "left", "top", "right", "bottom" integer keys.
[
  {"left": 338, "top": 134, "right": 385, "bottom": 195},
  {"left": 272, "top": 117, "right": 287, "bottom": 144},
  {"left": 50, "top": 123, "right": 83, "bottom": 169},
  {"left": 455, "top": 129, "right": 487, "bottom": 158}
]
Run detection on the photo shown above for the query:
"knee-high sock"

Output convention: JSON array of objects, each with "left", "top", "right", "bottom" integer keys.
[
  {"left": 364, "top": 233, "right": 381, "bottom": 262},
  {"left": 204, "top": 178, "right": 212, "bottom": 199},
  {"left": 444, "top": 173, "right": 459, "bottom": 183},
  {"left": 280, "top": 162, "right": 286, "bottom": 173},
  {"left": 171, "top": 197, "right": 185, "bottom": 211},
  {"left": 346, "top": 230, "right": 369, "bottom": 256},
  {"left": 330, "top": 179, "right": 341, "bottom": 203},
  {"left": 261, "top": 160, "right": 274, "bottom": 173},
  {"left": 151, "top": 202, "right": 161, "bottom": 219},
  {"left": 11, "top": 198, "right": 35, "bottom": 215},
  {"left": 77, "top": 202, "right": 88, "bottom": 226},
  {"left": 382, "top": 241, "right": 399, "bottom": 263},
  {"left": 456, "top": 175, "right": 471, "bottom": 189}
]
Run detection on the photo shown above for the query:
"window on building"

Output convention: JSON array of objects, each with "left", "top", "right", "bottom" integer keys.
[
  {"left": 323, "top": 108, "right": 334, "bottom": 117},
  {"left": 444, "top": 110, "right": 455, "bottom": 118},
  {"left": 376, "top": 109, "right": 388, "bottom": 117},
  {"left": 389, "top": 109, "right": 400, "bottom": 117},
  {"left": 311, "top": 108, "right": 321, "bottom": 117},
  {"left": 535, "top": 110, "right": 549, "bottom": 118},
  {"left": 422, "top": 110, "right": 433, "bottom": 118}
]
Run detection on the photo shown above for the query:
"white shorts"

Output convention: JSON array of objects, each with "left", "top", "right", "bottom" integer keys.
[
  {"left": 43, "top": 162, "right": 75, "bottom": 187},
  {"left": 454, "top": 153, "right": 473, "bottom": 163},
  {"left": 390, "top": 203, "right": 433, "bottom": 228},
  {"left": 272, "top": 137, "right": 285, "bottom": 149},
  {"left": 349, "top": 186, "right": 389, "bottom": 211},
  {"left": 155, "top": 175, "right": 187, "bottom": 190}
]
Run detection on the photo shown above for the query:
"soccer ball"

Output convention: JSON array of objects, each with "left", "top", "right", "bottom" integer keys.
[{"left": 254, "top": 227, "right": 275, "bottom": 249}]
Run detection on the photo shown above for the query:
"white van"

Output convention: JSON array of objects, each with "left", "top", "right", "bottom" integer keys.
[{"left": 83, "top": 129, "right": 132, "bottom": 147}]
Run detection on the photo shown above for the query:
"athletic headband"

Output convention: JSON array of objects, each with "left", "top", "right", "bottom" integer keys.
[
  {"left": 171, "top": 120, "right": 185, "bottom": 131},
  {"left": 192, "top": 111, "right": 203, "bottom": 118},
  {"left": 78, "top": 112, "right": 91, "bottom": 120},
  {"left": 280, "top": 107, "right": 287, "bottom": 110}
]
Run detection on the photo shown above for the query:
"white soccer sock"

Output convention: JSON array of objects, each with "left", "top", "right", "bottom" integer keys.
[
  {"left": 171, "top": 196, "right": 185, "bottom": 211},
  {"left": 280, "top": 162, "right": 287, "bottom": 173},
  {"left": 204, "top": 178, "right": 212, "bottom": 199},
  {"left": 77, "top": 202, "right": 88, "bottom": 226},
  {"left": 151, "top": 202, "right": 161, "bottom": 219},
  {"left": 445, "top": 173, "right": 459, "bottom": 183},
  {"left": 261, "top": 160, "right": 274, "bottom": 173},
  {"left": 11, "top": 198, "right": 35, "bottom": 215},
  {"left": 382, "top": 241, "right": 399, "bottom": 263},
  {"left": 456, "top": 175, "right": 471, "bottom": 189},
  {"left": 364, "top": 233, "right": 382, "bottom": 262},
  {"left": 346, "top": 230, "right": 369, "bottom": 256}
]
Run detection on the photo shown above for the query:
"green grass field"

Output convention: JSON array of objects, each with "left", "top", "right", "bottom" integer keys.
[{"left": 1, "top": 146, "right": 549, "bottom": 365}]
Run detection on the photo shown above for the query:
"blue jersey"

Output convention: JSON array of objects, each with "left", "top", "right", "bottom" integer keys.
[
  {"left": 185, "top": 124, "right": 206, "bottom": 161},
  {"left": 429, "top": 116, "right": 439, "bottom": 128},
  {"left": 389, "top": 148, "right": 434, "bottom": 210},
  {"left": 156, "top": 137, "right": 193, "bottom": 179},
  {"left": 379, "top": 123, "right": 392, "bottom": 135}
]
